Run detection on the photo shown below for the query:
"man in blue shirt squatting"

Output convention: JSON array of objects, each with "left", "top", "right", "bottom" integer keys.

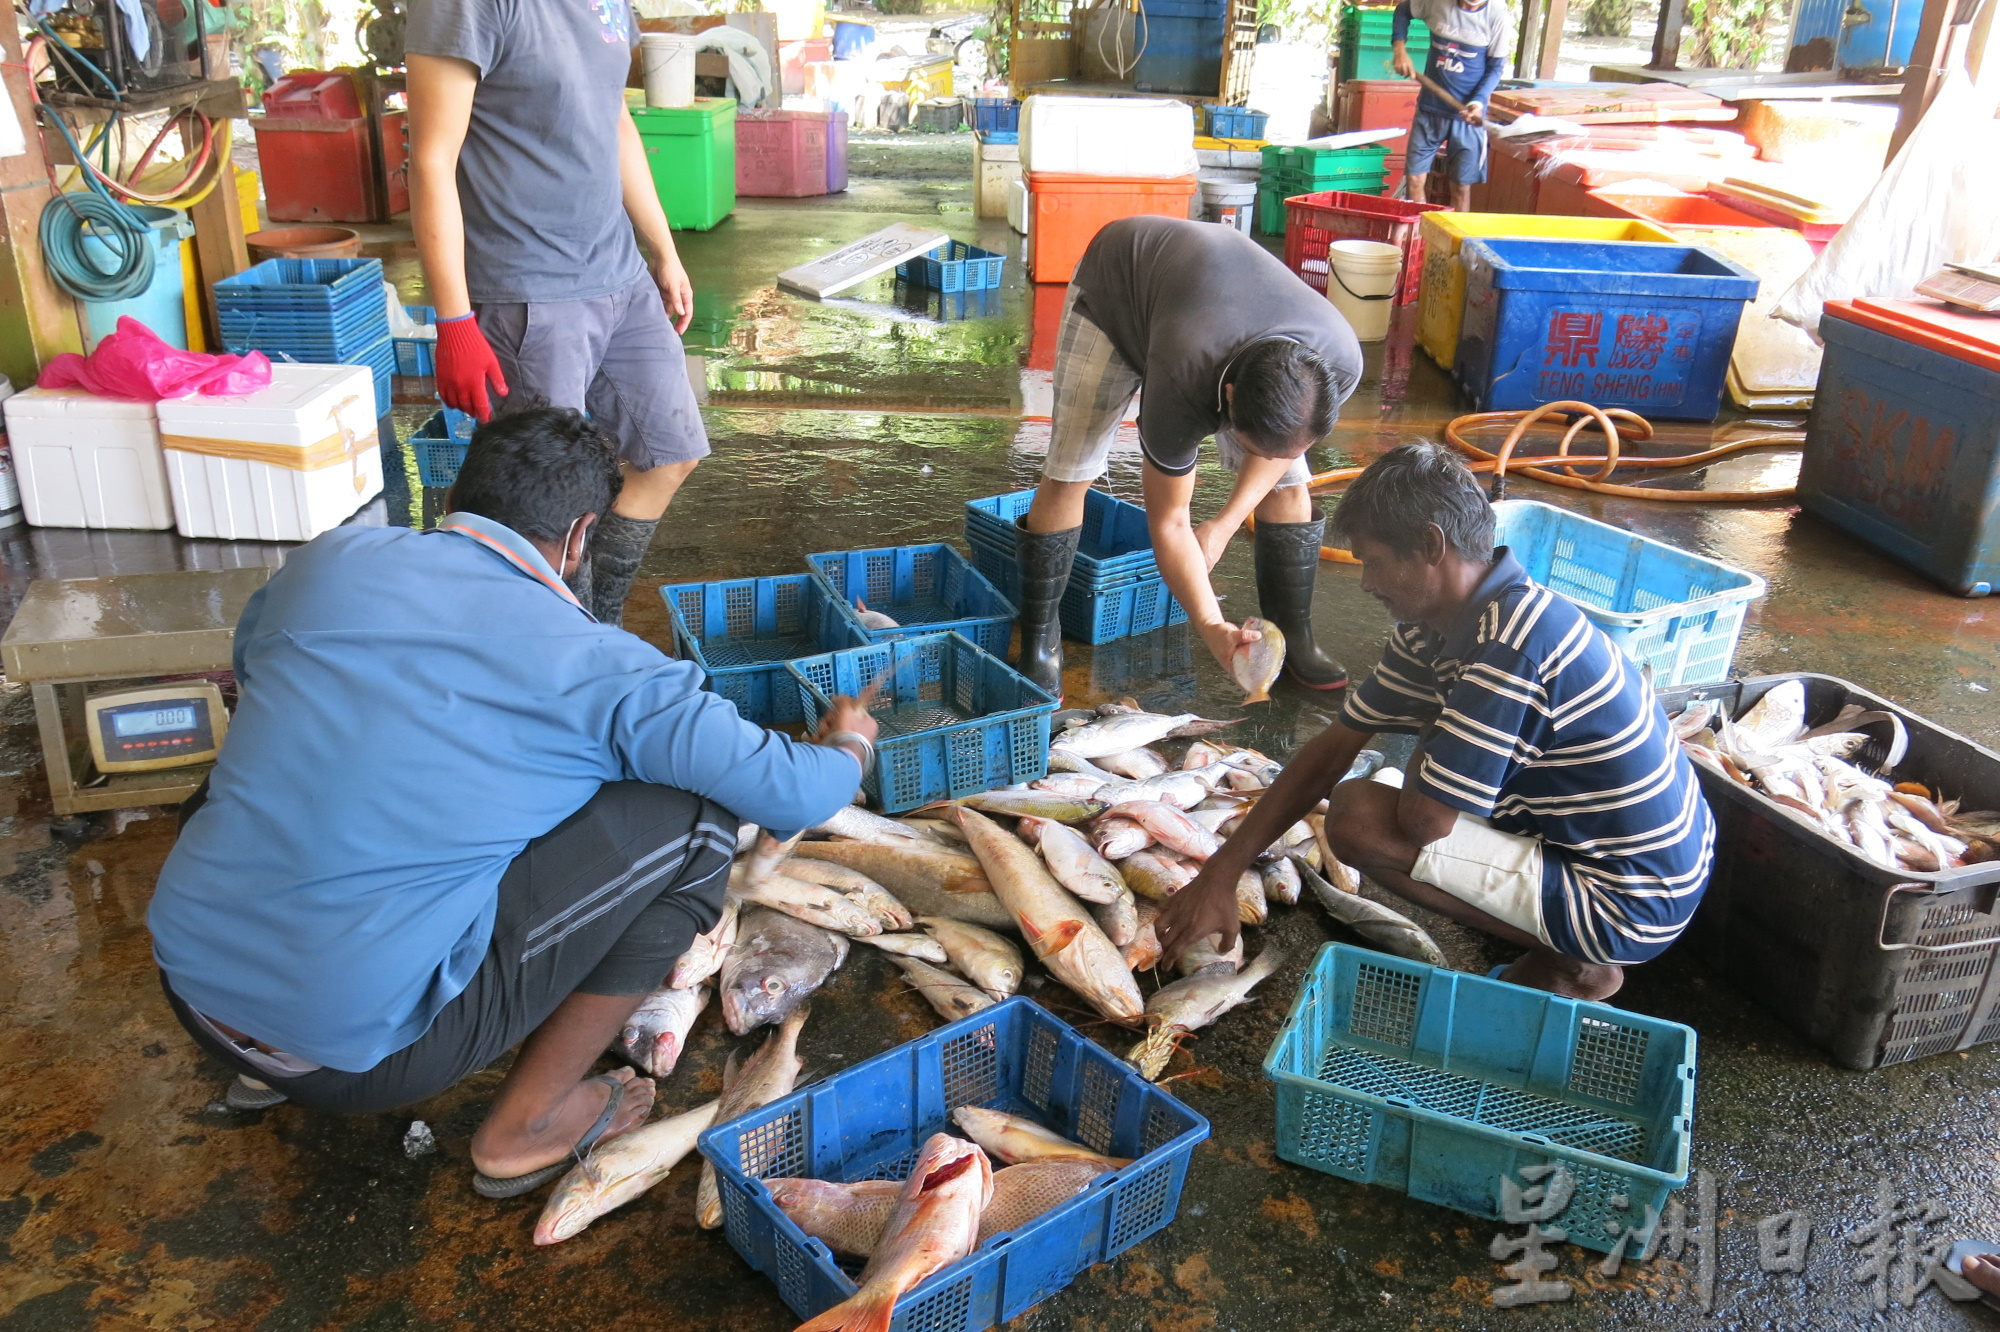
[
  {"left": 148, "top": 409, "right": 877, "bottom": 1199},
  {"left": 1159, "top": 442, "right": 1715, "bottom": 1000},
  {"left": 1392, "top": 0, "right": 1512, "bottom": 212}
]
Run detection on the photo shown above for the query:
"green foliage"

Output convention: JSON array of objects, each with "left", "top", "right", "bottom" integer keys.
[
  {"left": 1254, "top": 0, "right": 1335, "bottom": 47},
  {"left": 1580, "top": 0, "right": 1636, "bottom": 37},
  {"left": 1684, "top": 0, "right": 1785, "bottom": 66},
  {"left": 228, "top": 0, "right": 329, "bottom": 93}
]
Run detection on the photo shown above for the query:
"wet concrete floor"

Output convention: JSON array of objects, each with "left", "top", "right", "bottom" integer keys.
[{"left": 2, "top": 184, "right": 1999, "bottom": 1331}]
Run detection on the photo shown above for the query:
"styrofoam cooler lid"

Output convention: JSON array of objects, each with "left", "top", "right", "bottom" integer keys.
[
  {"left": 1019, "top": 95, "right": 1198, "bottom": 178},
  {"left": 2, "top": 386, "right": 160, "bottom": 423},
  {"left": 155, "top": 363, "right": 376, "bottom": 445}
]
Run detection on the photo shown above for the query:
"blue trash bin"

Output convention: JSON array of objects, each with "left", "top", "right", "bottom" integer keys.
[{"left": 78, "top": 204, "right": 193, "bottom": 350}]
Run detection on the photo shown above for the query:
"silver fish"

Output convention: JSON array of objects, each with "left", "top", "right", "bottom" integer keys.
[
  {"left": 1089, "top": 888, "right": 1140, "bottom": 947},
  {"left": 888, "top": 954, "right": 996, "bottom": 1021},
  {"left": 1091, "top": 817, "right": 1151, "bottom": 861},
  {"left": 668, "top": 898, "right": 739, "bottom": 990},
  {"left": 1176, "top": 929, "right": 1243, "bottom": 976},
  {"left": 719, "top": 907, "right": 848, "bottom": 1035},
  {"left": 697, "top": 1009, "right": 807, "bottom": 1229},
  {"left": 1095, "top": 771, "right": 1211, "bottom": 811},
  {"left": 1018, "top": 816, "right": 1127, "bottom": 905},
  {"left": 1128, "top": 947, "right": 1286, "bottom": 1079},
  {"left": 1047, "top": 748, "right": 1121, "bottom": 781},
  {"left": 1104, "top": 801, "right": 1221, "bottom": 860},
  {"left": 1298, "top": 862, "right": 1447, "bottom": 967},
  {"left": 1096, "top": 748, "right": 1170, "bottom": 781},
  {"left": 1122, "top": 898, "right": 1163, "bottom": 971},
  {"left": 1260, "top": 857, "right": 1302, "bottom": 906},
  {"left": 1052, "top": 712, "right": 1205, "bottom": 760},
  {"left": 617, "top": 982, "right": 709, "bottom": 1077},
  {"left": 1230, "top": 617, "right": 1286, "bottom": 704},
  {"left": 778, "top": 859, "right": 914, "bottom": 931},
  {"left": 730, "top": 869, "right": 884, "bottom": 937},
  {"left": 851, "top": 932, "right": 952, "bottom": 964},
  {"left": 1737, "top": 679, "right": 1808, "bottom": 749},
  {"left": 534, "top": 1099, "right": 720, "bottom": 1244},
  {"left": 918, "top": 916, "right": 1025, "bottom": 1002},
  {"left": 812, "top": 804, "right": 930, "bottom": 845},
  {"left": 1033, "top": 772, "right": 1110, "bottom": 799}
]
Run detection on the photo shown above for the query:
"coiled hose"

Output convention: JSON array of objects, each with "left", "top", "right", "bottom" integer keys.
[{"left": 39, "top": 190, "right": 157, "bottom": 302}]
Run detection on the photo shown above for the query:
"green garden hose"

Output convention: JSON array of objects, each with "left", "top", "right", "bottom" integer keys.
[{"left": 39, "top": 187, "right": 156, "bottom": 303}]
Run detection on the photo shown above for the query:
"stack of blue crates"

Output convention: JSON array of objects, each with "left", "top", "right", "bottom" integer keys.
[
  {"left": 214, "top": 258, "right": 394, "bottom": 417},
  {"left": 1134, "top": 0, "right": 1228, "bottom": 95},
  {"left": 964, "top": 489, "right": 1187, "bottom": 645},
  {"left": 408, "top": 408, "right": 479, "bottom": 489}
]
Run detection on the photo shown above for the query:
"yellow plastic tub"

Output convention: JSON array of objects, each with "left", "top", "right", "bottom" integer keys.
[
  {"left": 1415, "top": 212, "right": 1676, "bottom": 370},
  {"left": 179, "top": 166, "right": 262, "bottom": 352}
]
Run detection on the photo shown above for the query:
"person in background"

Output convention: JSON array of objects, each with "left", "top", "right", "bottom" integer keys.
[
  {"left": 1158, "top": 442, "right": 1714, "bottom": 1001},
  {"left": 1391, "top": 0, "right": 1513, "bottom": 211},
  {"left": 406, "top": 0, "right": 706, "bottom": 627},
  {"left": 1012, "top": 216, "right": 1364, "bottom": 700},
  {"left": 149, "top": 410, "right": 876, "bottom": 1200}
]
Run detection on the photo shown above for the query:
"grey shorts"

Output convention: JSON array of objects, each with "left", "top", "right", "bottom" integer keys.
[
  {"left": 477, "top": 276, "right": 710, "bottom": 470},
  {"left": 1043, "top": 285, "right": 1311, "bottom": 488}
]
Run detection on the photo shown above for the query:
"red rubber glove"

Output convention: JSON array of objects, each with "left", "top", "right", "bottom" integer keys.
[{"left": 434, "top": 312, "right": 508, "bottom": 423}]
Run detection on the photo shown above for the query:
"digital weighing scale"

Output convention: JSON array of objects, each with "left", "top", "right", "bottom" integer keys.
[{"left": 0, "top": 568, "right": 269, "bottom": 831}]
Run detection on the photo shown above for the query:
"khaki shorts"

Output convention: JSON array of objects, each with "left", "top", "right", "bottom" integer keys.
[
  {"left": 1043, "top": 285, "right": 1313, "bottom": 488},
  {"left": 1410, "top": 813, "right": 1552, "bottom": 946}
]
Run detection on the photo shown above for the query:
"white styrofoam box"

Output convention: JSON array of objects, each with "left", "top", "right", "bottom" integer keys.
[
  {"left": 1019, "top": 95, "right": 1198, "bottom": 179},
  {"left": 155, "top": 363, "right": 384, "bottom": 542},
  {"left": 1007, "top": 175, "right": 1030, "bottom": 235},
  {"left": 2, "top": 387, "right": 173, "bottom": 530}
]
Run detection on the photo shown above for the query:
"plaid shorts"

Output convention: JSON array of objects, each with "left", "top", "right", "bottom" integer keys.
[{"left": 1043, "top": 286, "right": 1312, "bottom": 487}]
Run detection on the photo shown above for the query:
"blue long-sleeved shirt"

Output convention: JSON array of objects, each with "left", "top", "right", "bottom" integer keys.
[
  {"left": 1394, "top": 0, "right": 1512, "bottom": 117},
  {"left": 148, "top": 513, "right": 859, "bottom": 1071}
]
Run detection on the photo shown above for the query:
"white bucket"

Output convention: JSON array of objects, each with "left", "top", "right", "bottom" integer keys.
[
  {"left": 641, "top": 34, "right": 698, "bottom": 109},
  {"left": 1198, "top": 173, "right": 1257, "bottom": 235},
  {"left": 1325, "top": 238, "right": 1402, "bottom": 342}
]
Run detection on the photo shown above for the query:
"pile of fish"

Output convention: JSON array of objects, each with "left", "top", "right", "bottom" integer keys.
[
  {"left": 777, "top": 1110, "right": 1126, "bottom": 1332},
  {"left": 1674, "top": 680, "right": 2000, "bottom": 873},
  {"left": 534, "top": 701, "right": 1451, "bottom": 1245}
]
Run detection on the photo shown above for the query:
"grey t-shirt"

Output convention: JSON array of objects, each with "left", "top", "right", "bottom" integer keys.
[
  {"left": 1074, "top": 217, "right": 1364, "bottom": 476},
  {"left": 406, "top": 0, "right": 647, "bottom": 303}
]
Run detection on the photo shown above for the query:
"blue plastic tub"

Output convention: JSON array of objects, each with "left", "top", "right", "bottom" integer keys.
[
  {"left": 976, "top": 129, "right": 1019, "bottom": 146},
  {"left": 700, "top": 996, "right": 1209, "bottom": 1332},
  {"left": 807, "top": 544, "right": 1017, "bottom": 657},
  {"left": 1452, "top": 238, "right": 1760, "bottom": 422},
  {"left": 394, "top": 304, "right": 437, "bottom": 376},
  {"left": 1799, "top": 311, "right": 2000, "bottom": 597},
  {"left": 78, "top": 205, "right": 192, "bottom": 351},
  {"left": 1492, "top": 499, "right": 1765, "bottom": 686},
  {"left": 969, "top": 97, "right": 1019, "bottom": 133},
  {"left": 965, "top": 532, "right": 1186, "bottom": 646},
  {"left": 1133, "top": 9, "right": 1227, "bottom": 94},
  {"left": 1265, "top": 945, "right": 1695, "bottom": 1256},
  {"left": 1205, "top": 106, "right": 1269, "bottom": 139},
  {"left": 898, "top": 241, "right": 1007, "bottom": 294},
  {"left": 964, "top": 489, "right": 1160, "bottom": 585},
  {"left": 408, "top": 408, "right": 477, "bottom": 488},
  {"left": 788, "top": 631, "right": 1057, "bottom": 811},
  {"left": 660, "top": 574, "right": 865, "bottom": 726}
]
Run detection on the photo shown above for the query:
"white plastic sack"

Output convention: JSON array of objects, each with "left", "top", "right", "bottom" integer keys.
[
  {"left": 1774, "top": 51, "right": 2000, "bottom": 335},
  {"left": 694, "top": 25, "right": 774, "bottom": 110}
]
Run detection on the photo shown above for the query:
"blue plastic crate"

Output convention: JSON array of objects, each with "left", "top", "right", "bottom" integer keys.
[
  {"left": 965, "top": 532, "right": 1185, "bottom": 646},
  {"left": 1799, "top": 311, "right": 2000, "bottom": 598},
  {"left": 1492, "top": 499, "right": 1765, "bottom": 687},
  {"left": 700, "top": 996, "right": 1209, "bottom": 1332},
  {"left": 408, "top": 409, "right": 477, "bottom": 488},
  {"left": 969, "top": 97, "right": 1020, "bottom": 133},
  {"left": 789, "top": 631, "right": 1057, "bottom": 812},
  {"left": 897, "top": 241, "right": 1007, "bottom": 294},
  {"left": 660, "top": 574, "right": 863, "bottom": 726},
  {"left": 807, "top": 544, "right": 1017, "bottom": 658},
  {"left": 1265, "top": 945, "right": 1694, "bottom": 1257},
  {"left": 395, "top": 304, "right": 437, "bottom": 376},
  {"left": 964, "top": 489, "right": 1160, "bottom": 585},
  {"left": 1453, "top": 238, "right": 1760, "bottom": 422},
  {"left": 1134, "top": 4, "right": 1226, "bottom": 94},
  {"left": 1205, "top": 106, "right": 1269, "bottom": 139},
  {"left": 213, "top": 256, "right": 385, "bottom": 306}
]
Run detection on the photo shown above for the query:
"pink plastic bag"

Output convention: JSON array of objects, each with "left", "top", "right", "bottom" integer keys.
[{"left": 37, "top": 316, "right": 273, "bottom": 401}]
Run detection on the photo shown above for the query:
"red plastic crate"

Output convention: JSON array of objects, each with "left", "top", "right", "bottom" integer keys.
[
  {"left": 1283, "top": 189, "right": 1447, "bottom": 306},
  {"left": 1336, "top": 78, "right": 1420, "bottom": 132}
]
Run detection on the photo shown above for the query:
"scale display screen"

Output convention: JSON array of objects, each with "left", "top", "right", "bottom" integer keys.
[{"left": 112, "top": 706, "right": 198, "bottom": 738}]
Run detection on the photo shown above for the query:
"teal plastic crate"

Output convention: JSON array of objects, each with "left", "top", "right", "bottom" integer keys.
[
  {"left": 788, "top": 632, "right": 1056, "bottom": 812},
  {"left": 700, "top": 997, "right": 1209, "bottom": 1332},
  {"left": 394, "top": 304, "right": 437, "bottom": 376},
  {"left": 897, "top": 241, "right": 1006, "bottom": 294},
  {"left": 409, "top": 409, "right": 476, "bottom": 488},
  {"left": 660, "top": 574, "right": 864, "bottom": 725},
  {"left": 964, "top": 532, "right": 1186, "bottom": 645},
  {"left": 1493, "top": 499, "right": 1765, "bottom": 687},
  {"left": 806, "top": 544, "right": 1017, "bottom": 657},
  {"left": 964, "top": 489, "right": 1160, "bottom": 584},
  {"left": 1206, "top": 105, "right": 1269, "bottom": 138},
  {"left": 1265, "top": 945, "right": 1695, "bottom": 1256}
]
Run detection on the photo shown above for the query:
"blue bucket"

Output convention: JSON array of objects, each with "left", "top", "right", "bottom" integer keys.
[{"left": 79, "top": 205, "right": 192, "bottom": 350}]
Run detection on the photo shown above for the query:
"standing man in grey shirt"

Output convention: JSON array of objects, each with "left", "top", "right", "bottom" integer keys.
[
  {"left": 1014, "top": 217, "right": 1364, "bottom": 699},
  {"left": 406, "top": 0, "right": 708, "bottom": 627}
]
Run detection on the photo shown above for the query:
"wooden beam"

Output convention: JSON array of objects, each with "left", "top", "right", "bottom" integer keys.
[
  {"left": 0, "top": 19, "right": 82, "bottom": 379},
  {"left": 1650, "top": 0, "right": 1689, "bottom": 68},
  {"left": 1539, "top": 0, "right": 1570, "bottom": 77},
  {"left": 1887, "top": 0, "right": 1963, "bottom": 161},
  {"left": 187, "top": 133, "right": 249, "bottom": 351},
  {"left": 1514, "top": 0, "right": 1548, "bottom": 80}
]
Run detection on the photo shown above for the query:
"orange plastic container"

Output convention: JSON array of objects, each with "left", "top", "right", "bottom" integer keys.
[
  {"left": 1026, "top": 173, "right": 1198, "bottom": 283},
  {"left": 1534, "top": 155, "right": 1716, "bottom": 220},
  {"left": 1588, "top": 189, "right": 1773, "bottom": 229}
]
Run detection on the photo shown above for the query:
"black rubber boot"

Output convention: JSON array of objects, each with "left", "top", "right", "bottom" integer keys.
[
  {"left": 588, "top": 511, "right": 658, "bottom": 628},
  {"left": 1254, "top": 510, "right": 1349, "bottom": 691},
  {"left": 1013, "top": 517, "right": 1080, "bottom": 698}
]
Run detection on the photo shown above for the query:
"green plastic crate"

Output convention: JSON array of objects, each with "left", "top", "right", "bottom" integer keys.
[
  {"left": 632, "top": 97, "right": 737, "bottom": 231},
  {"left": 1338, "top": 6, "right": 1429, "bottom": 81}
]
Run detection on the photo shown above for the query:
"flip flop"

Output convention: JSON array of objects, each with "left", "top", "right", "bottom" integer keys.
[
  {"left": 225, "top": 1075, "right": 289, "bottom": 1110},
  {"left": 1487, "top": 963, "right": 1512, "bottom": 980},
  {"left": 472, "top": 1073, "right": 629, "bottom": 1200}
]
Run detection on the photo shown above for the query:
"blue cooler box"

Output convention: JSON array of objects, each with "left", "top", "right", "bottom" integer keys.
[{"left": 1453, "top": 238, "right": 1760, "bottom": 422}]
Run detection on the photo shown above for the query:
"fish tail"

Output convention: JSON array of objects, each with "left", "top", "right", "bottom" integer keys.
[
  {"left": 1244, "top": 688, "right": 1270, "bottom": 704},
  {"left": 696, "top": 1160, "right": 724, "bottom": 1230},
  {"left": 792, "top": 1286, "right": 896, "bottom": 1332}
]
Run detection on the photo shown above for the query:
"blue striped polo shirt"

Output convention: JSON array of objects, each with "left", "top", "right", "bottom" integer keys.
[{"left": 1342, "top": 549, "right": 1715, "bottom": 964}]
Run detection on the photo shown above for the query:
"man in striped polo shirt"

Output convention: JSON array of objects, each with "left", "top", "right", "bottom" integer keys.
[{"left": 1158, "top": 441, "right": 1714, "bottom": 999}]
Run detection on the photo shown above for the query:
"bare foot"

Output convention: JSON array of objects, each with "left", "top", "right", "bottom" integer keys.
[
  {"left": 1500, "top": 952, "right": 1625, "bottom": 1002},
  {"left": 471, "top": 1067, "right": 656, "bottom": 1179},
  {"left": 1967, "top": 1253, "right": 2000, "bottom": 1298}
]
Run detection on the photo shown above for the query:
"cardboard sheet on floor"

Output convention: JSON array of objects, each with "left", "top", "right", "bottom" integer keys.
[
  {"left": 1675, "top": 224, "right": 1823, "bottom": 405},
  {"left": 777, "top": 223, "right": 950, "bottom": 298}
]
